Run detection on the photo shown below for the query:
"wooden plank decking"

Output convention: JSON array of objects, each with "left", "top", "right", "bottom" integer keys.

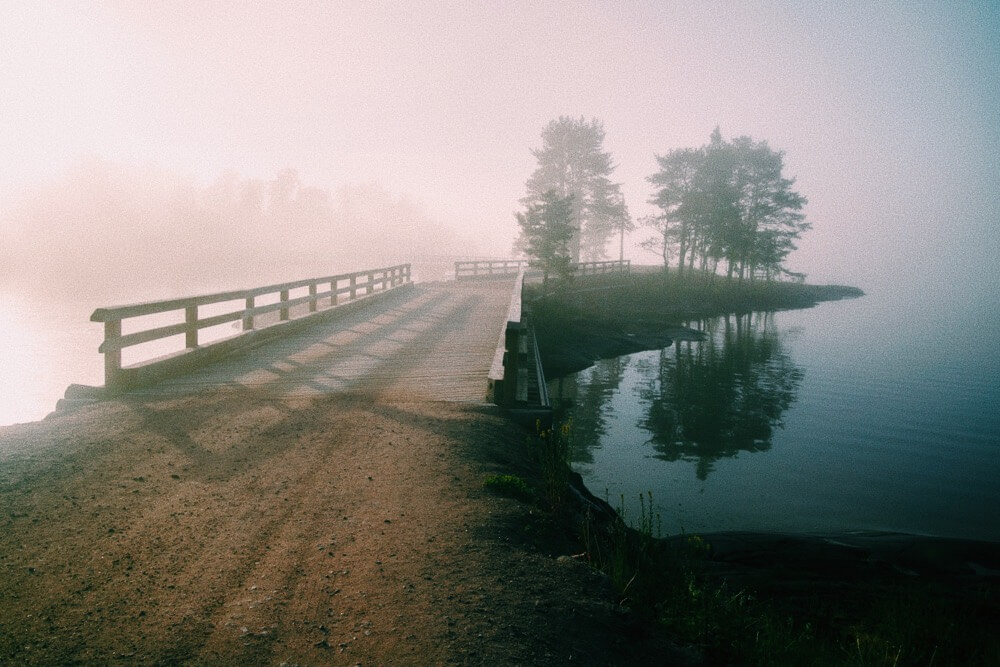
[{"left": 128, "top": 280, "right": 516, "bottom": 403}]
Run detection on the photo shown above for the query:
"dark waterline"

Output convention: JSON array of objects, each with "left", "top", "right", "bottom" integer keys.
[{"left": 549, "top": 296, "right": 1000, "bottom": 543}]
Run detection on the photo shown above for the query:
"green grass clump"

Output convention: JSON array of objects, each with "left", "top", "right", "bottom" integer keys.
[
  {"left": 483, "top": 474, "right": 534, "bottom": 502},
  {"left": 535, "top": 420, "right": 571, "bottom": 508}
]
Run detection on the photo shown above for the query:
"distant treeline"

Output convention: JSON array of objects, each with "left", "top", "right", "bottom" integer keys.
[{"left": 1, "top": 160, "right": 470, "bottom": 302}]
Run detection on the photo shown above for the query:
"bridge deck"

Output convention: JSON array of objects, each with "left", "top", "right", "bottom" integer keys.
[{"left": 130, "top": 281, "right": 514, "bottom": 403}]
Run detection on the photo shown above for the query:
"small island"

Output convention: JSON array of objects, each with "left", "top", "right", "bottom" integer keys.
[{"left": 530, "top": 268, "right": 863, "bottom": 378}]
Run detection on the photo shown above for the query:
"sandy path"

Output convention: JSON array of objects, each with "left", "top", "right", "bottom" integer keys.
[{"left": 0, "top": 388, "right": 656, "bottom": 665}]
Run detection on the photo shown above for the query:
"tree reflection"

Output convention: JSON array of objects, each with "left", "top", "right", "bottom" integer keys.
[
  {"left": 640, "top": 312, "right": 802, "bottom": 479},
  {"left": 549, "top": 355, "right": 629, "bottom": 465}
]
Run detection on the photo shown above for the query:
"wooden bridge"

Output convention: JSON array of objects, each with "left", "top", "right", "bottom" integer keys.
[
  {"left": 81, "top": 260, "right": 626, "bottom": 413},
  {"left": 1, "top": 259, "right": 635, "bottom": 665}
]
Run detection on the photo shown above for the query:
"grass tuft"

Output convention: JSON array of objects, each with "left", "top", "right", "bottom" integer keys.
[
  {"left": 483, "top": 474, "right": 534, "bottom": 502},
  {"left": 534, "top": 419, "right": 571, "bottom": 509}
]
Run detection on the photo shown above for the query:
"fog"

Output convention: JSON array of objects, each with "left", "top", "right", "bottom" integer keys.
[
  {"left": 2, "top": 2, "right": 998, "bottom": 318},
  {"left": 1, "top": 160, "right": 472, "bottom": 301}
]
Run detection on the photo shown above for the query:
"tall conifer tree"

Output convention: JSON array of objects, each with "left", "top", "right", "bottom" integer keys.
[{"left": 518, "top": 117, "right": 628, "bottom": 262}]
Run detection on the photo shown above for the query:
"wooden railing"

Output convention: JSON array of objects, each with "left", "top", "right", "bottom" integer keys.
[
  {"left": 91, "top": 264, "right": 411, "bottom": 391},
  {"left": 488, "top": 271, "right": 525, "bottom": 404},
  {"left": 454, "top": 259, "right": 529, "bottom": 279},
  {"left": 488, "top": 270, "right": 550, "bottom": 418},
  {"left": 455, "top": 258, "right": 630, "bottom": 281},
  {"left": 574, "top": 259, "right": 630, "bottom": 276}
]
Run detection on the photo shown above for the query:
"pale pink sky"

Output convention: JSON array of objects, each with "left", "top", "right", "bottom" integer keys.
[{"left": 2, "top": 1, "right": 998, "bottom": 303}]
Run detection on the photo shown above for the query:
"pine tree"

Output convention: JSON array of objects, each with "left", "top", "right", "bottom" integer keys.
[
  {"left": 515, "top": 190, "right": 575, "bottom": 289},
  {"left": 519, "top": 117, "right": 628, "bottom": 262}
]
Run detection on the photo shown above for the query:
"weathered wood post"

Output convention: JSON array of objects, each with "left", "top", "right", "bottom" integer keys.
[
  {"left": 350, "top": 275, "right": 357, "bottom": 300},
  {"left": 243, "top": 296, "right": 255, "bottom": 331},
  {"left": 517, "top": 328, "right": 529, "bottom": 402},
  {"left": 185, "top": 306, "right": 198, "bottom": 348},
  {"left": 501, "top": 323, "right": 519, "bottom": 405},
  {"left": 501, "top": 322, "right": 528, "bottom": 406},
  {"left": 367, "top": 272, "right": 375, "bottom": 295},
  {"left": 280, "top": 289, "right": 289, "bottom": 321},
  {"left": 104, "top": 319, "right": 122, "bottom": 390},
  {"left": 330, "top": 279, "right": 337, "bottom": 306},
  {"left": 309, "top": 283, "right": 318, "bottom": 313}
]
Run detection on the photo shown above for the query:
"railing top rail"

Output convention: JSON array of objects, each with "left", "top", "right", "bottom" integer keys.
[
  {"left": 506, "top": 270, "right": 525, "bottom": 324},
  {"left": 455, "top": 259, "right": 528, "bottom": 264},
  {"left": 454, "top": 260, "right": 528, "bottom": 272},
  {"left": 91, "top": 264, "right": 409, "bottom": 322}
]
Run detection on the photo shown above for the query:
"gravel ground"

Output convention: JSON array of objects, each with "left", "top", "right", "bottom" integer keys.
[{"left": 0, "top": 388, "right": 675, "bottom": 665}]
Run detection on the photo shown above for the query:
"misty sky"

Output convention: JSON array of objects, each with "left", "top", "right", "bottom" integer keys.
[{"left": 3, "top": 1, "right": 998, "bottom": 317}]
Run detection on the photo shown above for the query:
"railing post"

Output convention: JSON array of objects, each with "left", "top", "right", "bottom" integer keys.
[
  {"left": 501, "top": 323, "right": 521, "bottom": 406},
  {"left": 350, "top": 275, "right": 357, "bottom": 300},
  {"left": 309, "top": 283, "right": 318, "bottom": 312},
  {"left": 243, "top": 296, "right": 255, "bottom": 331},
  {"left": 104, "top": 319, "right": 122, "bottom": 390},
  {"left": 367, "top": 272, "right": 374, "bottom": 295},
  {"left": 280, "top": 289, "right": 289, "bottom": 321},
  {"left": 516, "top": 331, "right": 529, "bottom": 402},
  {"left": 330, "top": 280, "right": 337, "bottom": 306},
  {"left": 185, "top": 306, "right": 198, "bottom": 348}
]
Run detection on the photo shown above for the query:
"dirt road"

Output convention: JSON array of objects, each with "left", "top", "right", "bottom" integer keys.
[{"left": 0, "top": 388, "right": 662, "bottom": 665}]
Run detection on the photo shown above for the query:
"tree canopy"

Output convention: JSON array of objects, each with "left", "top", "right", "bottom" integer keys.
[
  {"left": 644, "top": 128, "right": 810, "bottom": 282},
  {"left": 515, "top": 190, "right": 575, "bottom": 288},
  {"left": 518, "top": 116, "right": 628, "bottom": 262}
]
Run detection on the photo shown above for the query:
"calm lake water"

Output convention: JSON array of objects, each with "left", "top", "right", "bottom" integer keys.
[
  {"left": 549, "top": 294, "right": 1000, "bottom": 543},
  {"left": 0, "top": 294, "right": 103, "bottom": 426}
]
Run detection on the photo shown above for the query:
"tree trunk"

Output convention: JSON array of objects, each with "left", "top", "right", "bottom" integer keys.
[{"left": 677, "top": 235, "right": 688, "bottom": 279}]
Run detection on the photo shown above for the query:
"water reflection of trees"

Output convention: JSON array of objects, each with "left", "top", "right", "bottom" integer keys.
[
  {"left": 641, "top": 312, "right": 802, "bottom": 479},
  {"left": 549, "top": 355, "right": 629, "bottom": 465}
]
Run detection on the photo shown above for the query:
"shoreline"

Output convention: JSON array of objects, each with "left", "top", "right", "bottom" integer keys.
[
  {"left": 531, "top": 274, "right": 863, "bottom": 379},
  {"left": 528, "top": 276, "right": 1000, "bottom": 660}
]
